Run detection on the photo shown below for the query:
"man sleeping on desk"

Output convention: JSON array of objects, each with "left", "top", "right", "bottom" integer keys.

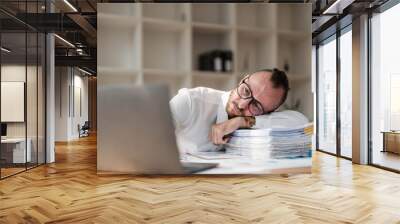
[{"left": 169, "top": 68, "right": 308, "bottom": 155}]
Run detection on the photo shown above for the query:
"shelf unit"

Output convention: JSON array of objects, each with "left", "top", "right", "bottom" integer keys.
[
  {"left": 192, "top": 3, "right": 234, "bottom": 26},
  {"left": 236, "top": 4, "right": 276, "bottom": 30},
  {"left": 276, "top": 4, "right": 312, "bottom": 118},
  {"left": 98, "top": 67, "right": 139, "bottom": 86},
  {"left": 98, "top": 3, "right": 312, "bottom": 119},
  {"left": 142, "top": 3, "right": 188, "bottom": 22}
]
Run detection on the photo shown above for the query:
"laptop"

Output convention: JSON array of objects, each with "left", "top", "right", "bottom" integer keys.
[{"left": 97, "top": 83, "right": 218, "bottom": 174}]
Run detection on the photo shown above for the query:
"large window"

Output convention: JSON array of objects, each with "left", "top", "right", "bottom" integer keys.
[
  {"left": 317, "top": 36, "right": 336, "bottom": 153},
  {"left": 316, "top": 25, "right": 353, "bottom": 159},
  {"left": 317, "top": 35, "right": 337, "bottom": 154},
  {"left": 371, "top": 2, "right": 400, "bottom": 171}
]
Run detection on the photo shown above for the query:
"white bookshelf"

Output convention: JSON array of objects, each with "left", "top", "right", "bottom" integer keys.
[
  {"left": 237, "top": 33, "right": 276, "bottom": 75},
  {"left": 98, "top": 3, "right": 312, "bottom": 119},
  {"left": 192, "top": 3, "right": 234, "bottom": 26},
  {"left": 142, "top": 3, "right": 188, "bottom": 22},
  {"left": 236, "top": 4, "right": 276, "bottom": 29},
  {"left": 97, "top": 13, "right": 138, "bottom": 28},
  {"left": 192, "top": 70, "right": 236, "bottom": 91}
]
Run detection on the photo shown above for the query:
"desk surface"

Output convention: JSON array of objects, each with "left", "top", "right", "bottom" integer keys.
[
  {"left": 183, "top": 153, "right": 312, "bottom": 174},
  {"left": 1, "top": 138, "right": 27, "bottom": 143},
  {"left": 381, "top": 131, "right": 400, "bottom": 134}
]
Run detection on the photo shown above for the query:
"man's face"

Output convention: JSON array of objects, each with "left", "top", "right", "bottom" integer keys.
[{"left": 226, "top": 72, "right": 285, "bottom": 118}]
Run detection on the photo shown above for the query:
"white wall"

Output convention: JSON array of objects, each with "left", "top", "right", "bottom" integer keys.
[
  {"left": 72, "top": 73, "right": 89, "bottom": 138},
  {"left": 55, "top": 67, "right": 89, "bottom": 141},
  {"left": 55, "top": 67, "right": 69, "bottom": 141}
]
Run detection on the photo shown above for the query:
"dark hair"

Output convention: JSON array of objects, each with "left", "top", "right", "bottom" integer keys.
[{"left": 256, "top": 68, "right": 290, "bottom": 111}]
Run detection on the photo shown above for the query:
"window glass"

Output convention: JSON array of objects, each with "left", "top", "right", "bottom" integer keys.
[
  {"left": 371, "top": 3, "right": 400, "bottom": 171},
  {"left": 317, "top": 36, "right": 337, "bottom": 154}
]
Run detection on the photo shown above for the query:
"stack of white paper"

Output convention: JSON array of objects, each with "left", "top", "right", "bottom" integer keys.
[{"left": 225, "top": 123, "right": 313, "bottom": 160}]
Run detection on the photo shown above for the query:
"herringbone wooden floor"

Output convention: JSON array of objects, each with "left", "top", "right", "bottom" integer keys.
[{"left": 1, "top": 135, "right": 400, "bottom": 224}]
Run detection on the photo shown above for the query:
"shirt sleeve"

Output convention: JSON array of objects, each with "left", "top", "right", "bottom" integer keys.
[{"left": 169, "top": 88, "right": 192, "bottom": 129}]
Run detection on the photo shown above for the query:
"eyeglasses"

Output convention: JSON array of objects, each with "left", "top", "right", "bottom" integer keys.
[{"left": 236, "top": 75, "right": 265, "bottom": 116}]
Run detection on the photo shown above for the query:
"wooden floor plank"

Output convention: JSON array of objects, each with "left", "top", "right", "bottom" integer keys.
[{"left": 0, "top": 134, "right": 400, "bottom": 223}]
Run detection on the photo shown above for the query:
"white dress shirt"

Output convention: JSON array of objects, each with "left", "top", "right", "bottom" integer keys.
[
  {"left": 169, "top": 87, "right": 227, "bottom": 154},
  {"left": 169, "top": 87, "right": 309, "bottom": 154}
]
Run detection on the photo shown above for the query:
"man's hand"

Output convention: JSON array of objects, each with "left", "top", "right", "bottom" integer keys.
[{"left": 209, "top": 116, "right": 255, "bottom": 145}]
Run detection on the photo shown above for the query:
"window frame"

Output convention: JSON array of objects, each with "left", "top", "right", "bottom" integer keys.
[
  {"left": 315, "top": 23, "right": 353, "bottom": 161},
  {"left": 0, "top": 1, "right": 48, "bottom": 180}
]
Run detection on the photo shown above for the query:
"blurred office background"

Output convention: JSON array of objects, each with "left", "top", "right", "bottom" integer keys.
[{"left": 98, "top": 3, "right": 313, "bottom": 121}]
